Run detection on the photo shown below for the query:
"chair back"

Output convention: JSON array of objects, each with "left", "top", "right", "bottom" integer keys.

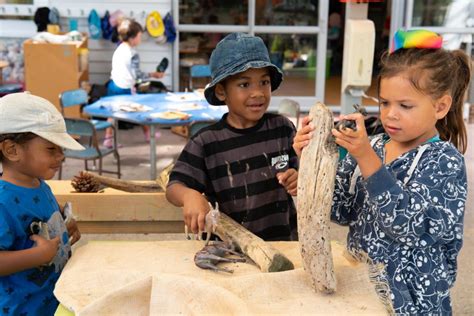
[
  {"left": 190, "top": 64, "right": 211, "bottom": 78},
  {"left": 60, "top": 89, "right": 89, "bottom": 113},
  {"left": 278, "top": 99, "right": 300, "bottom": 128},
  {"left": 188, "top": 120, "right": 216, "bottom": 138},
  {"left": 65, "top": 118, "right": 98, "bottom": 148},
  {"left": 60, "top": 117, "right": 121, "bottom": 179},
  {"left": 189, "top": 64, "right": 211, "bottom": 90}
]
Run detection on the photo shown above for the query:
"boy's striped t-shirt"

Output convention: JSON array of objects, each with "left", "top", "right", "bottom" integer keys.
[{"left": 168, "top": 113, "right": 298, "bottom": 241}]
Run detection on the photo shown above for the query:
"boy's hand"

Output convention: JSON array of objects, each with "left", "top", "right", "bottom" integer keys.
[
  {"left": 30, "top": 235, "right": 60, "bottom": 265},
  {"left": 66, "top": 219, "right": 81, "bottom": 245},
  {"left": 293, "top": 116, "right": 315, "bottom": 157},
  {"left": 150, "top": 71, "right": 164, "bottom": 79},
  {"left": 183, "top": 192, "right": 211, "bottom": 234},
  {"left": 331, "top": 113, "right": 371, "bottom": 160},
  {"left": 277, "top": 168, "right": 298, "bottom": 196}
]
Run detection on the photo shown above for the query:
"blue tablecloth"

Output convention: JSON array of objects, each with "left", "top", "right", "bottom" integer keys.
[
  {"left": 84, "top": 92, "right": 227, "bottom": 126},
  {"left": 83, "top": 92, "right": 228, "bottom": 179}
]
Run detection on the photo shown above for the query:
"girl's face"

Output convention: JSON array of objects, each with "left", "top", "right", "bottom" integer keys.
[
  {"left": 129, "top": 31, "right": 142, "bottom": 47},
  {"left": 379, "top": 75, "right": 450, "bottom": 149},
  {"left": 12, "top": 137, "right": 65, "bottom": 185},
  {"left": 215, "top": 67, "right": 272, "bottom": 129}
]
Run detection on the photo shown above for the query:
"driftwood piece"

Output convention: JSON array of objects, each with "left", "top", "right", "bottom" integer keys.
[
  {"left": 79, "top": 164, "right": 293, "bottom": 273},
  {"left": 81, "top": 163, "right": 173, "bottom": 193},
  {"left": 214, "top": 213, "right": 294, "bottom": 273},
  {"left": 297, "top": 102, "right": 339, "bottom": 293}
]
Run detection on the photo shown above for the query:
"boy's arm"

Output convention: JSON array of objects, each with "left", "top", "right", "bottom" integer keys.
[
  {"left": 166, "top": 183, "right": 210, "bottom": 234},
  {"left": 0, "top": 235, "right": 60, "bottom": 276}
]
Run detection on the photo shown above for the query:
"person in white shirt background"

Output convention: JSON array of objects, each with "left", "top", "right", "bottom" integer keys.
[{"left": 104, "top": 19, "right": 164, "bottom": 148}]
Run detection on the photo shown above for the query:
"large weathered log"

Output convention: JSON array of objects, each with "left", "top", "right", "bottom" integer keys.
[
  {"left": 81, "top": 163, "right": 173, "bottom": 193},
  {"left": 297, "top": 102, "right": 339, "bottom": 293},
  {"left": 214, "top": 213, "right": 294, "bottom": 273}
]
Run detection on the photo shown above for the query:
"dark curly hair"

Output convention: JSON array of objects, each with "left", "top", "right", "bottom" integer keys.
[{"left": 0, "top": 133, "right": 37, "bottom": 162}]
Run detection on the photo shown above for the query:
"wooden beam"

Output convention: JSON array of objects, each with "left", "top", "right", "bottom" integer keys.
[
  {"left": 77, "top": 221, "right": 184, "bottom": 234},
  {"left": 214, "top": 213, "right": 294, "bottom": 273},
  {"left": 48, "top": 180, "right": 183, "bottom": 235},
  {"left": 297, "top": 102, "right": 338, "bottom": 293}
]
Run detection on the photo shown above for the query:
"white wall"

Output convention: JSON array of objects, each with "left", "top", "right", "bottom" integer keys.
[{"left": 0, "top": 0, "right": 173, "bottom": 87}]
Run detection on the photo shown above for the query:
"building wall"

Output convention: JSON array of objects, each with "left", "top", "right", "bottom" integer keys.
[{"left": 0, "top": 0, "right": 173, "bottom": 88}]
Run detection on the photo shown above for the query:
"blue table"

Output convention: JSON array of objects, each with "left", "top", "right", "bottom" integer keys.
[{"left": 84, "top": 92, "right": 227, "bottom": 179}]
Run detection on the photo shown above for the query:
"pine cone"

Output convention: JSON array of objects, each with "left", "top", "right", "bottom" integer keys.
[{"left": 71, "top": 171, "right": 101, "bottom": 192}]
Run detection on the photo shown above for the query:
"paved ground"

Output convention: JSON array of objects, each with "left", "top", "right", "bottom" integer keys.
[{"left": 59, "top": 122, "right": 474, "bottom": 314}]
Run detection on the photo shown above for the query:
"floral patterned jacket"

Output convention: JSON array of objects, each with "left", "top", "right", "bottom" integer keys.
[{"left": 332, "top": 134, "right": 466, "bottom": 315}]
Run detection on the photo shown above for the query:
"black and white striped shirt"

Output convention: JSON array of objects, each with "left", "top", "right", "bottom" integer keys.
[{"left": 168, "top": 113, "right": 298, "bottom": 241}]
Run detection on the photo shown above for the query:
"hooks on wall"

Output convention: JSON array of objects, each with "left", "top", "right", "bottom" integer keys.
[{"left": 0, "top": 6, "right": 165, "bottom": 20}]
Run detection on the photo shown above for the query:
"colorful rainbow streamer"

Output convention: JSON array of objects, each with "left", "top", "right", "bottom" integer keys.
[{"left": 391, "top": 29, "right": 442, "bottom": 53}]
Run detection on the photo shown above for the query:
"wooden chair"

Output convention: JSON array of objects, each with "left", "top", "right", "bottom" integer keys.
[{"left": 58, "top": 118, "right": 121, "bottom": 179}]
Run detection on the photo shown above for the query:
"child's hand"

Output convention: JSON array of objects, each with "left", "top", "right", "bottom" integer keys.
[
  {"left": 276, "top": 168, "right": 298, "bottom": 196},
  {"left": 150, "top": 71, "right": 164, "bottom": 79},
  {"left": 293, "top": 116, "right": 315, "bottom": 157},
  {"left": 331, "top": 113, "right": 371, "bottom": 160},
  {"left": 66, "top": 219, "right": 81, "bottom": 245},
  {"left": 30, "top": 235, "right": 60, "bottom": 265},
  {"left": 183, "top": 192, "right": 211, "bottom": 234}
]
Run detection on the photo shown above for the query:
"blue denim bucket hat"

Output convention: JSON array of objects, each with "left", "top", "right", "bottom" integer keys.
[{"left": 204, "top": 33, "right": 283, "bottom": 105}]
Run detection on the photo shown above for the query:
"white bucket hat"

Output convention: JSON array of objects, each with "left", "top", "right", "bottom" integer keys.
[{"left": 0, "top": 92, "right": 85, "bottom": 151}]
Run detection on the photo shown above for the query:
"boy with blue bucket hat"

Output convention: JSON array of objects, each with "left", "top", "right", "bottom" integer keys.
[{"left": 167, "top": 33, "right": 298, "bottom": 241}]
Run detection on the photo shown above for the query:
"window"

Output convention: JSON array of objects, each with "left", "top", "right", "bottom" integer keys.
[
  {"left": 255, "top": 0, "right": 318, "bottom": 26},
  {"left": 179, "top": 1, "right": 248, "bottom": 25},
  {"left": 258, "top": 33, "right": 318, "bottom": 96},
  {"left": 412, "top": 0, "right": 454, "bottom": 26}
]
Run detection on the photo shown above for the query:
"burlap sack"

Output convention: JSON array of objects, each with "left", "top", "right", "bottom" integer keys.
[{"left": 55, "top": 241, "right": 389, "bottom": 315}]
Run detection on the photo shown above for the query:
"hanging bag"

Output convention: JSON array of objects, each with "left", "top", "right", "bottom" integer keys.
[
  {"left": 88, "top": 9, "right": 102, "bottom": 39},
  {"left": 163, "top": 12, "right": 176, "bottom": 43}
]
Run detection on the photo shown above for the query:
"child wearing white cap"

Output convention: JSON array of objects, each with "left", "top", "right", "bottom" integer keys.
[{"left": 0, "top": 92, "right": 83, "bottom": 315}]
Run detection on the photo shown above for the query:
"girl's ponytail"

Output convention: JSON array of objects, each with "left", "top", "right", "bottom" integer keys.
[{"left": 436, "top": 50, "right": 470, "bottom": 154}]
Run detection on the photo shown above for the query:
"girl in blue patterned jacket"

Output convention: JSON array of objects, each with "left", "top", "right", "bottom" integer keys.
[{"left": 293, "top": 30, "right": 470, "bottom": 315}]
